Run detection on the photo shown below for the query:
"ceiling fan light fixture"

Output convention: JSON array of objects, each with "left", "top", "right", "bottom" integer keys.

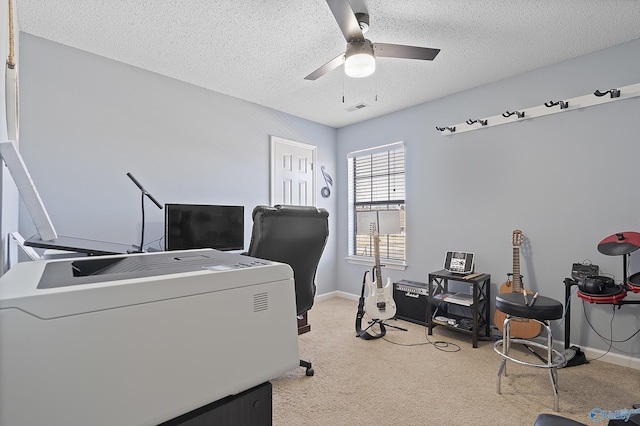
[{"left": 344, "top": 40, "right": 375, "bottom": 78}]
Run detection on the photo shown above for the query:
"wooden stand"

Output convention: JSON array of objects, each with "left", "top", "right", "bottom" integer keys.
[{"left": 427, "top": 269, "right": 491, "bottom": 348}]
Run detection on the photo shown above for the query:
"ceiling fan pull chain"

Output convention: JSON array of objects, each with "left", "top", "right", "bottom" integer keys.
[
  {"left": 342, "top": 74, "right": 345, "bottom": 103},
  {"left": 375, "top": 71, "right": 378, "bottom": 102}
]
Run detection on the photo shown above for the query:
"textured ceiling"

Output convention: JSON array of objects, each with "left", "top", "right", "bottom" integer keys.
[{"left": 15, "top": 0, "right": 640, "bottom": 128}]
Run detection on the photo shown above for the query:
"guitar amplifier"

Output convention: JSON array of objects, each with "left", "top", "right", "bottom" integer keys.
[{"left": 393, "top": 280, "right": 441, "bottom": 326}]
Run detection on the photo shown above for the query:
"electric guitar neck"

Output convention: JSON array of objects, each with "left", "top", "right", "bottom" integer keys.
[{"left": 364, "top": 224, "right": 396, "bottom": 320}]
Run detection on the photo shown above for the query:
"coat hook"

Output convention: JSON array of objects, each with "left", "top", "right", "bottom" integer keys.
[
  {"left": 594, "top": 89, "right": 620, "bottom": 98},
  {"left": 466, "top": 119, "right": 488, "bottom": 126},
  {"left": 502, "top": 110, "right": 525, "bottom": 118},
  {"left": 545, "top": 100, "right": 569, "bottom": 109},
  {"left": 436, "top": 126, "right": 456, "bottom": 132}
]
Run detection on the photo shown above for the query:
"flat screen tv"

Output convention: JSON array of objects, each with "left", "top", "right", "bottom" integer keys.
[{"left": 164, "top": 204, "right": 244, "bottom": 251}]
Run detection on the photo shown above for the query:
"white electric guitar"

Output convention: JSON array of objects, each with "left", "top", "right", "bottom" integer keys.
[{"left": 364, "top": 224, "right": 397, "bottom": 320}]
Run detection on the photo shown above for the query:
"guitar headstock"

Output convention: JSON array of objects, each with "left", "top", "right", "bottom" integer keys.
[
  {"left": 369, "top": 222, "right": 379, "bottom": 237},
  {"left": 512, "top": 229, "right": 523, "bottom": 247}
]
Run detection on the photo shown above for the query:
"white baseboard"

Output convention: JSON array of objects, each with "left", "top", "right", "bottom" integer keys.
[
  {"left": 316, "top": 290, "right": 358, "bottom": 302},
  {"left": 576, "top": 345, "right": 640, "bottom": 370}
]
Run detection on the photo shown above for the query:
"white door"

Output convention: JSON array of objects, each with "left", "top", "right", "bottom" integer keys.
[{"left": 270, "top": 136, "right": 316, "bottom": 206}]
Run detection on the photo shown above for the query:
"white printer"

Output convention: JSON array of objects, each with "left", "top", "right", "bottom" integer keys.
[{"left": 0, "top": 249, "right": 299, "bottom": 426}]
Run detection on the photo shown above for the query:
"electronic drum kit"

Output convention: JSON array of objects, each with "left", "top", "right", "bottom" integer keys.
[{"left": 577, "top": 231, "right": 640, "bottom": 304}]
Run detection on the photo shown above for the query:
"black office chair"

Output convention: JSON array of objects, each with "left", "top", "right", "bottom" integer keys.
[{"left": 245, "top": 205, "right": 329, "bottom": 376}]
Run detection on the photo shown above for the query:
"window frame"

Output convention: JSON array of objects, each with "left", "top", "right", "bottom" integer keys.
[{"left": 345, "top": 142, "right": 407, "bottom": 270}]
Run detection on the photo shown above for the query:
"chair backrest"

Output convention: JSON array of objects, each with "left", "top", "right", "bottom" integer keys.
[{"left": 246, "top": 205, "right": 329, "bottom": 315}]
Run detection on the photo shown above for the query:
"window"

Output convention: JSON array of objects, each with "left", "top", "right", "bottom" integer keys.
[{"left": 347, "top": 142, "right": 406, "bottom": 267}]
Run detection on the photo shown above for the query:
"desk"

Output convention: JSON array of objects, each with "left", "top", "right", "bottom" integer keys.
[{"left": 427, "top": 270, "right": 491, "bottom": 348}]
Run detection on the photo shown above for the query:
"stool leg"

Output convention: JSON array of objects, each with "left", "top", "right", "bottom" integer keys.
[
  {"left": 545, "top": 322, "right": 560, "bottom": 412},
  {"left": 550, "top": 368, "right": 559, "bottom": 412},
  {"left": 496, "top": 317, "right": 511, "bottom": 395},
  {"left": 497, "top": 359, "right": 506, "bottom": 394},
  {"left": 503, "top": 316, "right": 511, "bottom": 376}
]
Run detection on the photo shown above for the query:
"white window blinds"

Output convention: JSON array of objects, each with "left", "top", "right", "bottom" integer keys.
[{"left": 348, "top": 142, "right": 406, "bottom": 261}]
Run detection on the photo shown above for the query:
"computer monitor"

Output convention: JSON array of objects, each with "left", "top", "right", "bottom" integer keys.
[{"left": 164, "top": 204, "right": 244, "bottom": 251}]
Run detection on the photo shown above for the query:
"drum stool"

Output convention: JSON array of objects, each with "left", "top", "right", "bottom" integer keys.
[{"left": 493, "top": 292, "right": 565, "bottom": 411}]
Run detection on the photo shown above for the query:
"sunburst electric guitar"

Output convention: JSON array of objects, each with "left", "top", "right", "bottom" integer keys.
[
  {"left": 494, "top": 230, "right": 541, "bottom": 338},
  {"left": 364, "top": 224, "right": 397, "bottom": 320}
]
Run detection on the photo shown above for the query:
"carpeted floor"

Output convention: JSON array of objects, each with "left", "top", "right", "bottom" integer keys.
[{"left": 272, "top": 297, "right": 640, "bottom": 426}]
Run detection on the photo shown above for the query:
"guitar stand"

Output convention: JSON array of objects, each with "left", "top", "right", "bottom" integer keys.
[
  {"left": 355, "top": 270, "right": 407, "bottom": 340},
  {"left": 357, "top": 318, "right": 386, "bottom": 340}
]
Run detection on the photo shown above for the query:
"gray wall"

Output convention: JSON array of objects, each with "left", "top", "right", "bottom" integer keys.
[
  {"left": 17, "top": 33, "right": 338, "bottom": 295},
  {"left": 335, "top": 38, "right": 640, "bottom": 358},
  {"left": 17, "top": 32, "right": 640, "bottom": 360}
]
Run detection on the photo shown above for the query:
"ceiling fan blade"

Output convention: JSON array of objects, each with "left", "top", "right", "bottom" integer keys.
[
  {"left": 373, "top": 43, "right": 440, "bottom": 61},
  {"left": 325, "top": 0, "right": 364, "bottom": 42},
  {"left": 304, "top": 53, "right": 344, "bottom": 80}
]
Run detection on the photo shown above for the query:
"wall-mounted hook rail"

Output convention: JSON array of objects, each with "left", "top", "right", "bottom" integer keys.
[
  {"left": 502, "top": 110, "right": 525, "bottom": 118},
  {"left": 594, "top": 89, "right": 620, "bottom": 98},
  {"left": 544, "top": 100, "right": 569, "bottom": 109},
  {"left": 466, "top": 119, "right": 488, "bottom": 126},
  {"left": 438, "top": 82, "right": 640, "bottom": 136}
]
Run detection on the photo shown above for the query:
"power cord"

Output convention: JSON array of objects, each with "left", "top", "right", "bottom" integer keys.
[
  {"left": 380, "top": 326, "right": 461, "bottom": 352},
  {"left": 550, "top": 286, "right": 579, "bottom": 336},
  {"left": 378, "top": 316, "right": 461, "bottom": 352},
  {"left": 143, "top": 234, "right": 164, "bottom": 252},
  {"left": 581, "top": 301, "right": 640, "bottom": 361}
]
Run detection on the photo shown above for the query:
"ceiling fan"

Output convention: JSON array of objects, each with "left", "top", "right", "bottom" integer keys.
[{"left": 305, "top": 0, "right": 441, "bottom": 80}]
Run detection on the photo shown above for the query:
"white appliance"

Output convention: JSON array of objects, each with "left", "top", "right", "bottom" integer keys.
[{"left": 0, "top": 249, "right": 299, "bottom": 426}]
